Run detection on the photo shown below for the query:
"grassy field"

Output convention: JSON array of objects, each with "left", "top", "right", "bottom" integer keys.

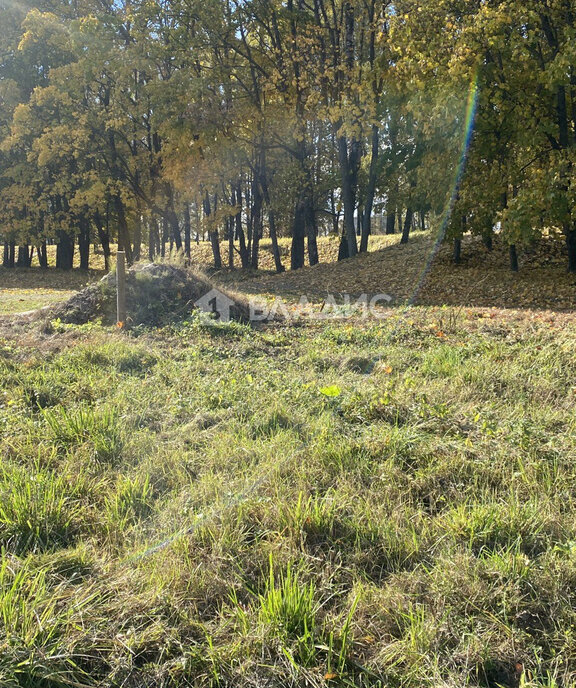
[
  {"left": 1, "top": 306, "right": 576, "bottom": 687},
  {"left": 0, "top": 268, "right": 104, "bottom": 314}
]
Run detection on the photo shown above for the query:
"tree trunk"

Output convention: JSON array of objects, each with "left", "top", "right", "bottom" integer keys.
[
  {"left": 305, "top": 192, "right": 318, "bottom": 267},
  {"left": 509, "top": 244, "right": 519, "bottom": 272},
  {"left": 360, "top": 125, "right": 379, "bottom": 253},
  {"left": 78, "top": 216, "right": 90, "bottom": 270},
  {"left": 400, "top": 208, "right": 413, "bottom": 244},
  {"left": 337, "top": 2, "right": 359, "bottom": 260},
  {"left": 106, "top": 120, "right": 133, "bottom": 263},
  {"left": 337, "top": 135, "right": 359, "bottom": 259},
  {"left": 385, "top": 213, "right": 395, "bottom": 234},
  {"left": 250, "top": 178, "right": 263, "bottom": 270},
  {"left": 245, "top": 181, "right": 252, "bottom": 258},
  {"left": 167, "top": 208, "right": 182, "bottom": 252},
  {"left": 147, "top": 220, "right": 154, "bottom": 261},
  {"left": 565, "top": 228, "right": 576, "bottom": 272},
  {"left": 161, "top": 217, "right": 168, "bottom": 257},
  {"left": 3, "top": 242, "right": 15, "bottom": 268},
  {"left": 133, "top": 212, "right": 142, "bottom": 262},
  {"left": 56, "top": 231, "right": 74, "bottom": 270},
  {"left": 95, "top": 212, "right": 111, "bottom": 271},
  {"left": 37, "top": 240, "right": 48, "bottom": 269},
  {"left": 227, "top": 217, "right": 234, "bottom": 269},
  {"left": 204, "top": 193, "right": 222, "bottom": 270},
  {"left": 329, "top": 189, "right": 339, "bottom": 235},
  {"left": 113, "top": 194, "right": 133, "bottom": 264},
  {"left": 269, "top": 208, "right": 284, "bottom": 273},
  {"left": 148, "top": 218, "right": 160, "bottom": 261},
  {"left": 183, "top": 204, "right": 191, "bottom": 259},
  {"left": 291, "top": 198, "right": 306, "bottom": 270},
  {"left": 290, "top": 139, "right": 310, "bottom": 270},
  {"left": 337, "top": 226, "right": 349, "bottom": 260},
  {"left": 16, "top": 245, "right": 30, "bottom": 267},
  {"left": 234, "top": 184, "right": 250, "bottom": 268},
  {"left": 55, "top": 196, "right": 74, "bottom": 268},
  {"left": 210, "top": 230, "right": 222, "bottom": 269},
  {"left": 453, "top": 238, "right": 462, "bottom": 264},
  {"left": 385, "top": 191, "right": 396, "bottom": 235},
  {"left": 261, "top": 175, "right": 284, "bottom": 273},
  {"left": 194, "top": 203, "right": 201, "bottom": 243}
]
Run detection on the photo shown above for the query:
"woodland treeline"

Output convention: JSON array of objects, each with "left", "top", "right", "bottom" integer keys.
[{"left": 1, "top": 0, "right": 576, "bottom": 272}]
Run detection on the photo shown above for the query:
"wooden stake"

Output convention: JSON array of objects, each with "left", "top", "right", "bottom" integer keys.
[{"left": 116, "top": 251, "right": 126, "bottom": 328}]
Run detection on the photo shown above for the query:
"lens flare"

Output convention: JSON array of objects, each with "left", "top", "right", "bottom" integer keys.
[{"left": 406, "top": 72, "right": 479, "bottom": 306}]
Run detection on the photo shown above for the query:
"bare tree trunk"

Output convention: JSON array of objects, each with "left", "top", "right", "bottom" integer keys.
[
  {"left": 167, "top": 207, "right": 182, "bottom": 252},
  {"left": 305, "top": 192, "right": 319, "bottom": 266},
  {"left": 37, "top": 240, "right": 48, "bottom": 268},
  {"left": 204, "top": 193, "right": 222, "bottom": 270},
  {"left": 453, "top": 238, "right": 462, "bottom": 264},
  {"left": 3, "top": 242, "right": 15, "bottom": 268},
  {"left": 564, "top": 225, "right": 576, "bottom": 272},
  {"left": 78, "top": 215, "right": 91, "bottom": 270},
  {"left": 329, "top": 189, "right": 340, "bottom": 235},
  {"left": 148, "top": 218, "right": 160, "bottom": 261},
  {"left": 261, "top": 176, "right": 284, "bottom": 273},
  {"left": 133, "top": 211, "right": 142, "bottom": 262},
  {"left": 95, "top": 211, "right": 111, "bottom": 271},
  {"left": 250, "top": 177, "right": 263, "bottom": 270},
  {"left": 56, "top": 232, "right": 74, "bottom": 269},
  {"left": 291, "top": 198, "right": 306, "bottom": 269},
  {"left": 337, "top": 135, "right": 359, "bottom": 259},
  {"left": 113, "top": 194, "right": 133, "bottom": 264},
  {"left": 361, "top": 125, "right": 379, "bottom": 252},
  {"left": 161, "top": 217, "right": 168, "bottom": 257},
  {"left": 183, "top": 205, "right": 191, "bottom": 259},
  {"left": 16, "top": 245, "right": 30, "bottom": 267},
  {"left": 290, "top": 139, "right": 309, "bottom": 270},
  {"left": 509, "top": 244, "right": 519, "bottom": 272},
  {"left": 400, "top": 208, "right": 413, "bottom": 244},
  {"left": 234, "top": 184, "right": 249, "bottom": 268},
  {"left": 228, "top": 217, "right": 234, "bottom": 269}
]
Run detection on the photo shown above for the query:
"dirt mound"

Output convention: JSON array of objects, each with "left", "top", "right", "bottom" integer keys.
[{"left": 51, "top": 263, "right": 251, "bottom": 326}]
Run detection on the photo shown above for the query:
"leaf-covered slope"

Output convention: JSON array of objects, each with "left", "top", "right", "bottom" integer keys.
[{"left": 217, "top": 234, "right": 576, "bottom": 311}]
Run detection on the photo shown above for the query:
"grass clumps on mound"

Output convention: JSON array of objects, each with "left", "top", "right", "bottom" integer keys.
[{"left": 51, "top": 262, "right": 251, "bottom": 326}]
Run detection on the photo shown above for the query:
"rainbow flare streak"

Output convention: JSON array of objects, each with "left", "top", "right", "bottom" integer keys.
[{"left": 407, "top": 72, "right": 480, "bottom": 305}]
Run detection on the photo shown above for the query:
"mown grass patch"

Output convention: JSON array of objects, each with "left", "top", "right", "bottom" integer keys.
[{"left": 0, "top": 309, "right": 575, "bottom": 687}]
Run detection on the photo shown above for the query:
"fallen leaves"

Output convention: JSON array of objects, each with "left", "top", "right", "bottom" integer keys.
[{"left": 217, "top": 234, "right": 576, "bottom": 313}]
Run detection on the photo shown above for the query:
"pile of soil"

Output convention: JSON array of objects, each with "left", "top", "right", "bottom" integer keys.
[{"left": 50, "top": 263, "right": 251, "bottom": 326}]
